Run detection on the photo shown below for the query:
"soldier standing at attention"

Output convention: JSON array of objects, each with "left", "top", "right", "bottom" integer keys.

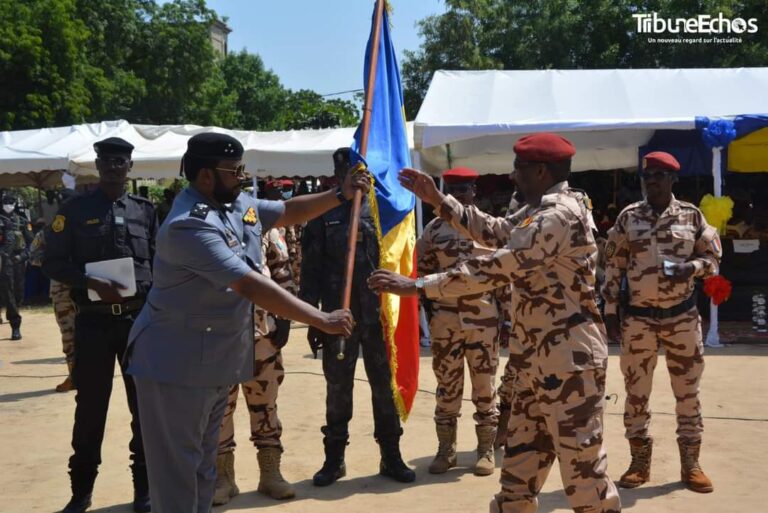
[
  {"left": 603, "top": 151, "right": 721, "bottom": 493},
  {"left": 125, "top": 133, "right": 362, "bottom": 513},
  {"left": 300, "top": 147, "right": 415, "bottom": 487},
  {"left": 213, "top": 225, "right": 298, "bottom": 505},
  {"left": 417, "top": 167, "right": 506, "bottom": 476},
  {"left": 43, "top": 137, "right": 157, "bottom": 513},
  {"left": 0, "top": 197, "right": 21, "bottom": 339},
  {"left": 369, "top": 133, "right": 621, "bottom": 513}
]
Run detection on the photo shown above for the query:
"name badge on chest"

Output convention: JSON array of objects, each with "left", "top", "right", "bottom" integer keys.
[
  {"left": 114, "top": 216, "right": 125, "bottom": 226},
  {"left": 225, "top": 229, "right": 239, "bottom": 248}
]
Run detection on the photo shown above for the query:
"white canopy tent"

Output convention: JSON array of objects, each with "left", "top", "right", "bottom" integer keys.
[
  {"left": 0, "top": 120, "right": 415, "bottom": 182},
  {"left": 414, "top": 68, "right": 768, "bottom": 174}
]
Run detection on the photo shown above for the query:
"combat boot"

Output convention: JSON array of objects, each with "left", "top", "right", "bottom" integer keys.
[
  {"left": 618, "top": 438, "right": 652, "bottom": 488},
  {"left": 678, "top": 439, "right": 713, "bottom": 493},
  {"left": 313, "top": 438, "right": 346, "bottom": 487},
  {"left": 56, "top": 361, "right": 76, "bottom": 392},
  {"left": 428, "top": 423, "right": 457, "bottom": 474},
  {"left": 131, "top": 463, "right": 150, "bottom": 513},
  {"left": 11, "top": 326, "right": 21, "bottom": 341},
  {"left": 494, "top": 402, "right": 511, "bottom": 449},
  {"left": 62, "top": 468, "right": 96, "bottom": 513},
  {"left": 257, "top": 447, "right": 295, "bottom": 499},
  {"left": 474, "top": 425, "right": 496, "bottom": 476},
  {"left": 378, "top": 438, "right": 416, "bottom": 483},
  {"left": 212, "top": 452, "right": 239, "bottom": 505}
]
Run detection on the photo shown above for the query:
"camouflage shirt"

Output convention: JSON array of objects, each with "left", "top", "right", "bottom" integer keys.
[
  {"left": 422, "top": 181, "right": 607, "bottom": 375},
  {"left": 254, "top": 227, "right": 297, "bottom": 337},
  {"left": 417, "top": 209, "right": 510, "bottom": 330},
  {"left": 602, "top": 196, "right": 721, "bottom": 315}
]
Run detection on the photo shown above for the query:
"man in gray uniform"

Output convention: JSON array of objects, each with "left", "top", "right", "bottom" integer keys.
[{"left": 125, "top": 133, "right": 366, "bottom": 513}]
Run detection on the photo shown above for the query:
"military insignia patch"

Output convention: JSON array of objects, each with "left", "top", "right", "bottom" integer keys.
[
  {"left": 243, "top": 207, "right": 258, "bottom": 225},
  {"left": 584, "top": 197, "right": 593, "bottom": 210},
  {"left": 518, "top": 216, "right": 534, "bottom": 228},
  {"left": 190, "top": 203, "right": 211, "bottom": 220},
  {"left": 52, "top": 215, "right": 65, "bottom": 233},
  {"left": 86, "top": 218, "right": 100, "bottom": 225},
  {"left": 605, "top": 241, "right": 616, "bottom": 258}
]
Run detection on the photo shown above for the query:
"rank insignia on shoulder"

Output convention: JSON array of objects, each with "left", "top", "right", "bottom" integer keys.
[
  {"left": 243, "top": 207, "right": 258, "bottom": 225},
  {"left": 518, "top": 216, "right": 534, "bottom": 228},
  {"left": 52, "top": 215, "right": 66, "bottom": 233},
  {"left": 86, "top": 218, "right": 100, "bottom": 225},
  {"left": 605, "top": 241, "right": 616, "bottom": 258},
  {"left": 584, "top": 197, "right": 593, "bottom": 210},
  {"left": 190, "top": 203, "right": 211, "bottom": 220}
]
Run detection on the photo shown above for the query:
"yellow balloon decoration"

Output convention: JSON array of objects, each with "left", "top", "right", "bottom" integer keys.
[{"left": 699, "top": 194, "right": 734, "bottom": 235}]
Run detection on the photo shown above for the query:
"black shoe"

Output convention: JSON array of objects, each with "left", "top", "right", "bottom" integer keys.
[
  {"left": 379, "top": 458, "right": 416, "bottom": 483},
  {"left": 132, "top": 491, "right": 150, "bottom": 513},
  {"left": 11, "top": 328, "right": 21, "bottom": 341},
  {"left": 62, "top": 494, "right": 92, "bottom": 513},
  {"left": 312, "top": 461, "right": 346, "bottom": 486}
]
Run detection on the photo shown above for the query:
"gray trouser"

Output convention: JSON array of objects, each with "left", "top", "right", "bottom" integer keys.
[{"left": 134, "top": 377, "right": 229, "bottom": 513}]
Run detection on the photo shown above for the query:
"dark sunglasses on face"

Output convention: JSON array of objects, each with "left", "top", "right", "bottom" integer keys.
[
  {"left": 445, "top": 184, "right": 474, "bottom": 194},
  {"left": 99, "top": 156, "right": 129, "bottom": 167},
  {"left": 214, "top": 164, "right": 248, "bottom": 178},
  {"left": 640, "top": 170, "right": 673, "bottom": 181}
]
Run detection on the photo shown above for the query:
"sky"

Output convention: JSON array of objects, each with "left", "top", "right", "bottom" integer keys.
[{"left": 203, "top": 0, "right": 446, "bottom": 101}]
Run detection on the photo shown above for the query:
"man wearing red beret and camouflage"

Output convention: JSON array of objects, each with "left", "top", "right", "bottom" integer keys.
[
  {"left": 603, "top": 151, "right": 721, "bottom": 493},
  {"left": 370, "top": 133, "right": 621, "bottom": 513},
  {"left": 416, "top": 167, "right": 510, "bottom": 477}
]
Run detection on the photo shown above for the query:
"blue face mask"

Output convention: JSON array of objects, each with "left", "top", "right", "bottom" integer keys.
[{"left": 281, "top": 190, "right": 293, "bottom": 200}]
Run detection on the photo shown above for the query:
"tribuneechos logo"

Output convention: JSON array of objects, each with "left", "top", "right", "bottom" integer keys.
[{"left": 633, "top": 12, "right": 758, "bottom": 34}]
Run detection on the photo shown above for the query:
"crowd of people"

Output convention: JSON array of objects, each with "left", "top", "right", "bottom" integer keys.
[{"left": 16, "top": 130, "right": 726, "bottom": 513}]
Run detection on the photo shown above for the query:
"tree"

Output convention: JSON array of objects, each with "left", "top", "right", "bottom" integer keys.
[
  {"left": 402, "top": 0, "right": 768, "bottom": 119},
  {"left": 276, "top": 89, "right": 359, "bottom": 130}
]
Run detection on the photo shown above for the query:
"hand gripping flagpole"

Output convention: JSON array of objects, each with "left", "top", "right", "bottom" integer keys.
[{"left": 337, "top": 0, "right": 386, "bottom": 360}]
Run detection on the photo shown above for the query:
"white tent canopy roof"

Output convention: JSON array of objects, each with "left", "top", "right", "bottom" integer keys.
[
  {"left": 0, "top": 121, "right": 415, "bottom": 181},
  {"left": 414, "top": 68, "right": 768, "bottom": 174}
]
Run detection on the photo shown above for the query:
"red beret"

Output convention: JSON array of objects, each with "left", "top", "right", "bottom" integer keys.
[
  {"left": 266, "top": 178, "right": 294, "bottom": 189},
  {"left": 513, "top": 133, "right": 575, "bottom": 162},
  {"left": 443, "top": 167, "right": 479, "bottom": 184},
  {"left": 642, "top": 151, "right": 680, "bottom": 172}
]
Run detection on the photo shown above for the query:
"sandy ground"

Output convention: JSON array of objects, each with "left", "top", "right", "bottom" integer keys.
[{"left": 1, "top": 308, "right": 767, "bottom": 513}]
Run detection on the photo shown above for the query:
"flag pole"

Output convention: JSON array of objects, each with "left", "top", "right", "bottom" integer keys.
[{"left": 337, "top": 0, "right": 386, "bottom": 360}]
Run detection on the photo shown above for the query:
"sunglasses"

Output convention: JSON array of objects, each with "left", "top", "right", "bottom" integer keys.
[
  {"left": 214, "top": 164, "right": 248, "bottom": 178},
  {"left": 640, "top": 170, "right": 673, "bottom": 181},
  {"left": 98, "top": 156, "right": 129, "bottom": 167}
]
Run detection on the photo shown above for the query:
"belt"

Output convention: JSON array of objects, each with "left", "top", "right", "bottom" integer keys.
[
  {"left": 625, "top": 295, "right": 696, "bottom": 320},
  {"left": 74, "top": 298, "right": 145, "bottom": 317}
]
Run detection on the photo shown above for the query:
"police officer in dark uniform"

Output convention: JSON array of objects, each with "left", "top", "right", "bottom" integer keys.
[
  {"left": 7, "top": 194, "right": 34, "bottom": 328},
  {"left": 0, "top": 207, "right": 18, "bottom": 337},
  {"left": 300, "top": 147, "right": 415, "bottom": 487},
  {"left": 42, "top": 137, "right": 156, "bottom": 513}
]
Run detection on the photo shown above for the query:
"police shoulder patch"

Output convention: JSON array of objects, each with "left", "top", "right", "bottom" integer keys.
[
  {"left": 190, "top": 203, "right": 211, "bottom": 220},
  {"left": 52, "top": 215, "right": 66, "bottom": 233},
  {"left": 243, "top": 206, "right": 258, "bottom": 225},
  {"left": 605, "top": 240, "right": 616, "bottom": 258},
  {"left": 518, "top": 216, "right": 534, "bottom": 228}
]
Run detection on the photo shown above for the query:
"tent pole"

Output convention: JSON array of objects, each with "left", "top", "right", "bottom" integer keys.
[{"left": 705, "top": 147, "right": 722, "bottom": 347}]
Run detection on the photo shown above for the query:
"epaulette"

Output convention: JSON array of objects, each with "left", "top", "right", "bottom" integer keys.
[
  {"left": 568, "top": 188, "right": 594, "bottom": 210},
  {"left": 189, "top": 202, "right": 212, "bottom": 220},
  {"left": 677, "top": 200, "right": 700, "bottom": 211}
]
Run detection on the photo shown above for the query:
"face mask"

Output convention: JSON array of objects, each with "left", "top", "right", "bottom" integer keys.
[
  {"left": 281, "top": 191, "right": 293, "bottom": 200},
  {"left": 3, "top": 205, "right": 14, "bottom": 214}
]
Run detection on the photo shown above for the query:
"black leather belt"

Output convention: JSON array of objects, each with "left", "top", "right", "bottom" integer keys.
[
  {"left": 625, "top": 295, "right": 696, "bottom": 320},
  {"left": 74, "top": 298, "right": 145, "bottom": 317}
]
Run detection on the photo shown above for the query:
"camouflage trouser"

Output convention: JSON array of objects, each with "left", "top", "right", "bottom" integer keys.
[
  {"left": 621, "top": 308, "right": 704, "bottom": 442},
  {"left": 218, "top": 336, "right": 284, "bottom": 454},
  {"left": 492, "top": 367, "right": 621, "bottom": 513},
  {"left": 50, "top": 280, "right": 75, "bottom": 364},
  {"left": 430, "top": 313, "right": 499, "bottom": 426},
  {"left": 497, "top": 354, "right": 517, "bottom": 407}
]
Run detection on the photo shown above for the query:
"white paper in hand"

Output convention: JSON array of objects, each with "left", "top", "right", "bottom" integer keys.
[{"left": 85, "top": 257, "right": 136, "bottom": 301}]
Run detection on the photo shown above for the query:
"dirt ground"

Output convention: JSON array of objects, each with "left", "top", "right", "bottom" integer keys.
[{"left": 1, "top": 308, "right": 767, "bottom": 513}]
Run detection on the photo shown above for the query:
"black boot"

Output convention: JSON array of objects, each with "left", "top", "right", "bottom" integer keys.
[
  {"left": 131, "top": 463, "right": 151, "bottom": 513},
  {"left": 62, "top": 468, "right": 96, "bottom": 513},
  {"left": 378, "top": 439, "right": 415, "bottom": 483},
  {"left": 312, "top": 437, "right": 347, "bottom": 487},
  {"left": 10, "top": 320, "right": 21, "bottom": 341}
]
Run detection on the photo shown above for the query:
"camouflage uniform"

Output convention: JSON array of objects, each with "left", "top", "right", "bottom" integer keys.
[
  {"left": 417, "top": 211, "right": 506, "bottom": 427},
  {"left": 218, "top": 227, "right": 296, "bottom": 454},
  {"left": 284, "top": 224, "right": 302, "bottom": 291},
  {"left": 421, "top": 182, "right": 620, "bottom": 513},
  {"left": 603, "top": 197, "right": 721, "bottom": 444}
]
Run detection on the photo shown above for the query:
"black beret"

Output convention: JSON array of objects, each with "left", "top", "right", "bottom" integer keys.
[
  {"left": 186, "top": 133, "right": 243, "bottom": 160},
  {"left": 333, "top": 147, "right": 351, "bottom": 171},
  {"left": 94, "top": 137, "right": 134, "bottom": 155}
]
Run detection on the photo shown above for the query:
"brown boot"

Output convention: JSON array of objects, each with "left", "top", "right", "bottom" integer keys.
[
  {"left": 678, "top": 439, "right": 713, "bottom": 493},
  {"left": 474, "top": 425, "right": 496, "bottom": 476},
  {"left": 56, "top": 362, "right": 76, "bottom": 393},
  {"left": 212, "top": 452, "right": 239, "bottom": 506},
  {"left": 618, "top": 437, "right": 652, "bottom": 488},
  {"left": 257, "top": 447, "right": 295, "bottom": 500},
  {"left": 428, "top": 423, "right": 457, "bottom": 474},
  {"left": 494, "top": 403, "right": 511, "bottom": 449}
]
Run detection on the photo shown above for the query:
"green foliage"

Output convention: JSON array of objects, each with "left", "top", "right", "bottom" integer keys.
[{"left": 402, "top": 0, "right": 768, "bottom": 118}]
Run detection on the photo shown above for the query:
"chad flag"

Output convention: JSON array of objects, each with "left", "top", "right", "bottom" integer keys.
[{"left": 352, "top": 2, "right": 418, "bottom": 420}]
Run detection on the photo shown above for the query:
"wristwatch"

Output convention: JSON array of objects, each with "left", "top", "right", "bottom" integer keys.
[{"left": 335, "top": 187, "right": 348, "bottom": 204}]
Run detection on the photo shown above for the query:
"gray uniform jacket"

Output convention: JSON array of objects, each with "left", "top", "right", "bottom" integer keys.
[{"left": 126, "top": 186, "right": 284, "bottom": 387}]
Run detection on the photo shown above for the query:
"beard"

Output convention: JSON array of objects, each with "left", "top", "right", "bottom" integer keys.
[{"left": 212, "top": 172, "right": 240, "bottom": 204}]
